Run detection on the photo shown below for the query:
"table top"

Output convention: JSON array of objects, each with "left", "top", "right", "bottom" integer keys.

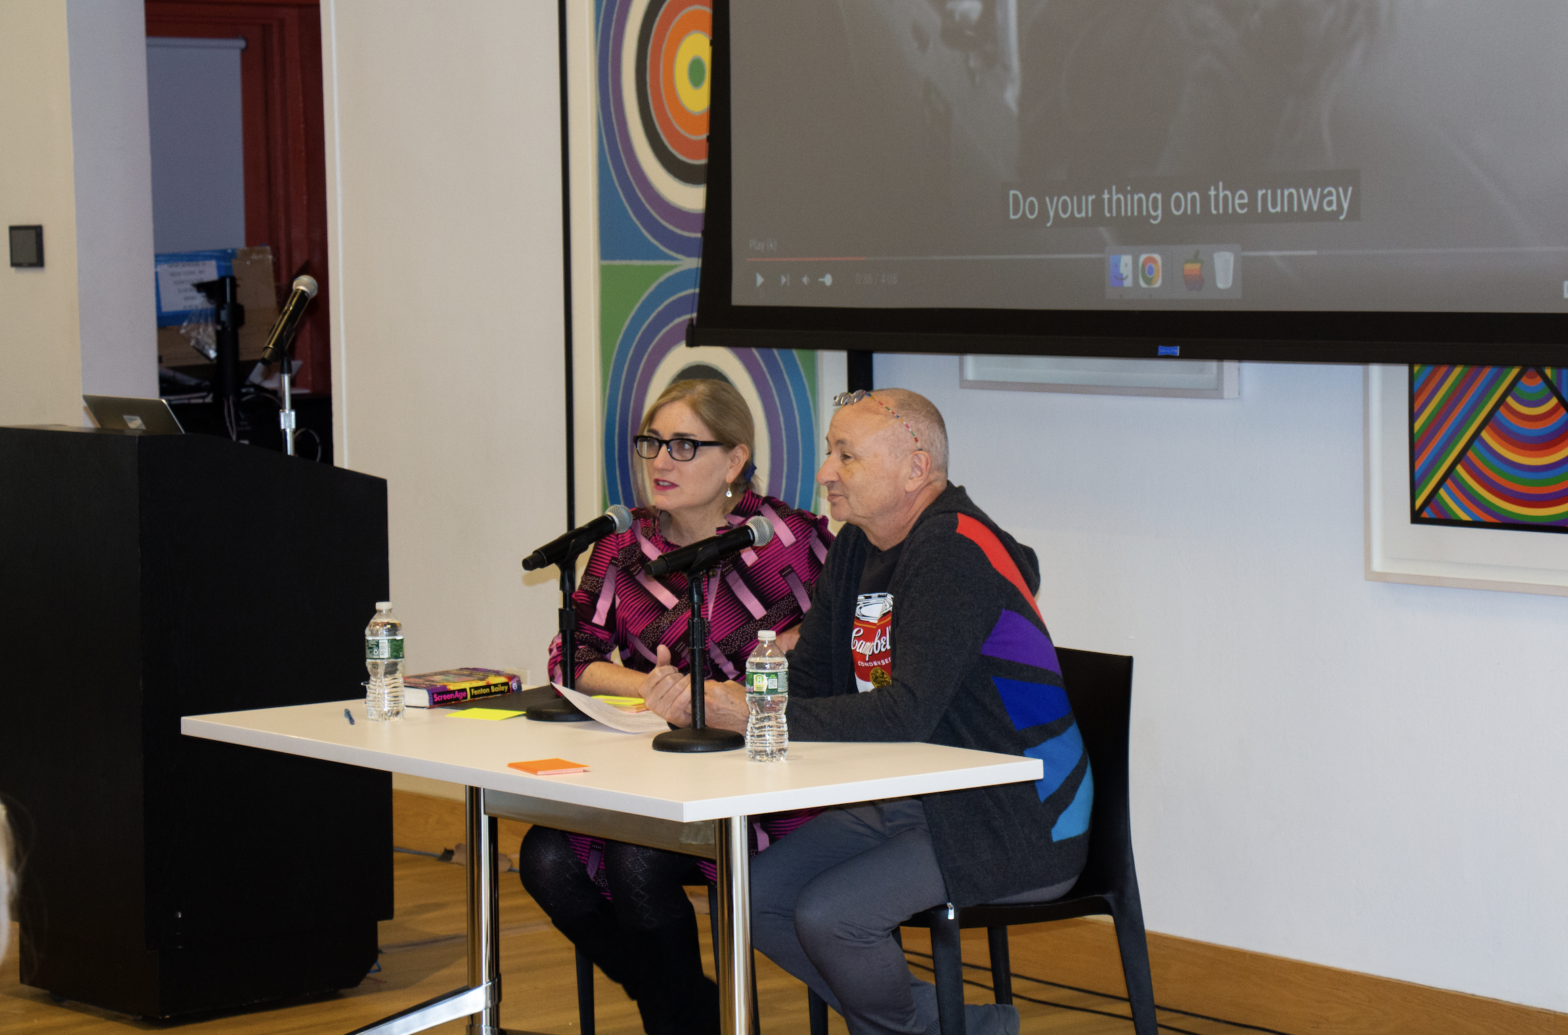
[{"left": 182, "top": 700, "right": 1042, "bottom": 823}]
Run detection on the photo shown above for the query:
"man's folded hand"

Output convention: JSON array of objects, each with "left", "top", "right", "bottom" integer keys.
[{"left": 641, "top": 644, "right": 750, "bottom": 733}]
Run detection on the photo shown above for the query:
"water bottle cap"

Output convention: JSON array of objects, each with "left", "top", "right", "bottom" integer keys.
[
  {"left": 757, "top": 630, "right": 775, "bottom": 641},
  {"left": 376, "top": 601, "right": 393, "bottom": 610}
]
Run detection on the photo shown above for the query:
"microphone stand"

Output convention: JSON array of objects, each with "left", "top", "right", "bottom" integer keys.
[
  {"left": 262, "top": 273, "right": 319, "bottom": 454},
  {"left": 526, "top": 560, "right": 592, "bottom": 722},
  {"left": 195, "top": 276, "right": 244, "bottom": 440},
  {"left": 276, "top": 340, "right": 298, "bottom": 456},
  {"left": 279, "top": 353, "right": 297, "bottom": 455},
  {"left": 653, "top": 568, "right": 745, "bottom": 753}
]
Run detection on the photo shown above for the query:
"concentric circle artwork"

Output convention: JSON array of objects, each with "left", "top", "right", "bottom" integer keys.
[
  {"left": 593, "top": 0, "right": 819, "bottom": 515},
  {"left": 601, "top": 267, "right": 818, "bottom": 512},
  {"left": 599, "top": 0, "right": 708, "bottom": 258},
  {"left": 639, "top": 0, "right": 709, "bottom": 181}
]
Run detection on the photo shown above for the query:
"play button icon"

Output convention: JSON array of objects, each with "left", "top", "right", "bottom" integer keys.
[{"left": 756, "top": 272, "right": 764, "bottom": 287}]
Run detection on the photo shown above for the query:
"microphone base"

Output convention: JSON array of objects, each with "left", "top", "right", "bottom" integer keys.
[
  {"left": 651, "top": 726, "right": 746, "bottom": 753},
  {"left": 524, "top": 696, "right": 591, "bottom": 722}
]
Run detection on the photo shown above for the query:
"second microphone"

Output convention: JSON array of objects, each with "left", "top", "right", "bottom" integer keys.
[{"left": 647, "top": 516, "right": 774, "bottom": 577}]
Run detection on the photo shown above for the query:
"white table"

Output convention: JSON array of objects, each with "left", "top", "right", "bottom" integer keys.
[{"left": 182, "top": 700, "right": 1041, "bottom": 1035}]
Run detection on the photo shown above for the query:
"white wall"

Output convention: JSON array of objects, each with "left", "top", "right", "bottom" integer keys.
[
  {"left": 1, "top": 1, "right": 83, "bottom": 427},
  {"left": 0, "top": 0, "right": 154, "bottom": 427},
  {"left": 321, "top": 1, "right": 567, "bottom": 694},
  {"left": 875, "top": 353, "right": 1568, "bottom": 1012},
  {"left": 67, "top": 0, "right": 157, "bottom": 400}
]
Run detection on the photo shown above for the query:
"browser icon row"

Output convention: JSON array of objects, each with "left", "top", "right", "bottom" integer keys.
[{"left": 1106, "top": 248, "right": 1241, "bottom": 298}]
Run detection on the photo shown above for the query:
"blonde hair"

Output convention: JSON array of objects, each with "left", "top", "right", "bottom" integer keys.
[{"left": 638, "top": 379, "right": 758, "bottom": 498}]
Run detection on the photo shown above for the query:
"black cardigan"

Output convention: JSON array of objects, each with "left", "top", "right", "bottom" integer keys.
[{"left": 785, "top": 484, "right": 1090, "bottom": 905}]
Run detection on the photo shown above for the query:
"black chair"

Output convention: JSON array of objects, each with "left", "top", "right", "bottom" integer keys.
[{"left": 808, "top": 648, "right": 1155, "bottom": 1035}]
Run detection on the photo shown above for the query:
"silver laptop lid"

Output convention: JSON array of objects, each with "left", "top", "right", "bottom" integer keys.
[{"left": 82, "top": 395, "right": 185, "bottom": 435}]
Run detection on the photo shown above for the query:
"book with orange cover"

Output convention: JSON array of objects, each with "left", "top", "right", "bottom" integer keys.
[{"left": 508, "top": 758, "right": 589, "bottom": 776}]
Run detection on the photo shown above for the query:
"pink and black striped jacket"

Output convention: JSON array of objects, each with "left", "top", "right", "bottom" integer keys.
[
  {"left": 547, "top": 492, "right": 833, "bottom": 888},
  {"left": 548, "top": 491, "right": 833, "bottom": 685}
]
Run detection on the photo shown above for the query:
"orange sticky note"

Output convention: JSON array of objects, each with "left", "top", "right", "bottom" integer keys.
[{"left": 509, "top": 758, "right": 590, "bottom": 776}]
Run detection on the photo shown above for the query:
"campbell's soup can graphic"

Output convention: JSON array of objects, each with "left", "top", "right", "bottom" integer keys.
[{"left": 852, "top": 592, "right": 893, "bottom": 693}]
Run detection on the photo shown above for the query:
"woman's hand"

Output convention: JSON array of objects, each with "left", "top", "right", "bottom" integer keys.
[
  {"left": 577, "top": 660, "right": 654, "bottom": 697},
  {"left": 639, "top": 645, "right": 751, "bottom": 733},
  {"left": 774, "top": 624, "right": 803, "bottom": 652},
  {"left": 640, "top": 645, "right": 693, "bottom": 726}
]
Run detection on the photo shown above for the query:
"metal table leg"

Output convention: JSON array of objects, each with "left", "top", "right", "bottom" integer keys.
[
  {"left": 343, "top": 985, "right": 490, "bottom": 1035},
  {"left": 467, "top": 787, "right": 503, "bottom": 1034},
  {"left": 342, "top": 786, "right": 492, "bottom": 1035},
  {"left": 714, "top": 814, "right": 753, "bottom": 1035},
  {"left": 345, "top": 786, "right": 529, "bottom": 1035},
  {"left": 348, "top": 789, "right": 726, "bottom": 1035}
]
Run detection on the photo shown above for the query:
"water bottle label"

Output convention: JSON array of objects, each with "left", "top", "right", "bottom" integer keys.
[
  {"left": 748, "top": 671, "right": 786, "bottom": 695},
  {"left": 366, "top": 636, "right": 404, "bottom": 660}
]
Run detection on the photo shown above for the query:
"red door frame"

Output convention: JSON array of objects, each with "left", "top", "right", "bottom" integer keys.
[{"left": 145, "top": 0, "right": 330, "bottom": 395}]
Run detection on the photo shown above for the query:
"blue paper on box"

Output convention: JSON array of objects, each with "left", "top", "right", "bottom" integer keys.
[{"left": 155, "top": 249, "right": 236, "bottom": 327}]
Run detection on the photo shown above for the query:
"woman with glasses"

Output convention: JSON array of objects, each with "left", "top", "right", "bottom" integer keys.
[{"left": 519, "top": 378, "right": 831, "bottom": 1035}]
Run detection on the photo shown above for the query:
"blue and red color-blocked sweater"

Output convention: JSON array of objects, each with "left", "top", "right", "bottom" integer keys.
[{"left": 785, "top": 484, "right": 1092, "bottom": 906}]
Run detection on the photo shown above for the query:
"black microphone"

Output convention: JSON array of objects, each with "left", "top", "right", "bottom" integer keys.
[
  {"left": 260, "top": 274, "right": 319, "bottom": 364},
  {"left": 647, "top": 516, "right": 774, "bottom": 577},
  {"left": 522, "top": 505, "right": 634, "bottom": 571}
]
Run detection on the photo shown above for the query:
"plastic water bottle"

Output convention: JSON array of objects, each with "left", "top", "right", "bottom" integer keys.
[
  {"left": 745, "top": 630, "right": 788, "bottom": 761},
  {"left": 365, "top": 602, "right": 405, "bottom": 721}
]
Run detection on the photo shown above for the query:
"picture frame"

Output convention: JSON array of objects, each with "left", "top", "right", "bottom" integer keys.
[
  {"left": 1364, "top": 364, "right": 1568, "bottom": 596},
  {"left": 960, "top": 354, "right": 1239, "bottom": 399}
]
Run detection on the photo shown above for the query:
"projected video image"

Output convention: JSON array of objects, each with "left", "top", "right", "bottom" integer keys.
[{"left": 731, "top": 1, "right": 1568, "bottom": 314}]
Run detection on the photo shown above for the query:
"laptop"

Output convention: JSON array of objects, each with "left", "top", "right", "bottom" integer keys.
[{"left": 83, "top": 395, "right": 185, "bottom": 435}]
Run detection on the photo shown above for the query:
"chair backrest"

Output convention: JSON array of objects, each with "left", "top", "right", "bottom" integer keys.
[{"left": 1055, "top": 647, "right": 1136, "bottom": 899}]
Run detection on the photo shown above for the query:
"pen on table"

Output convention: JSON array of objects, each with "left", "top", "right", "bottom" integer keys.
[{"left": 344, "top": 708, "right": 355, "bottom": 725}]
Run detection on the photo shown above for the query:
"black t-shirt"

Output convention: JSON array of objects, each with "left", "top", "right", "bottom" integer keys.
[{"left": 851, "top": 542, "right": 902, "bottom": 692}]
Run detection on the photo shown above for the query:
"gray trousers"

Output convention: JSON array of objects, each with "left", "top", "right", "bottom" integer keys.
[{"left": 750, "top": 798, "right": 948, "bottom": 1035}]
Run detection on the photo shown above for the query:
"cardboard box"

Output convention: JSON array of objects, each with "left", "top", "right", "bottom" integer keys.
[{"left": 155, "top": 246, "right": 279, "bottom": 368}]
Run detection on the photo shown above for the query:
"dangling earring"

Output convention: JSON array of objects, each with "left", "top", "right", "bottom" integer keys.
[{"left": 726, "top": 485, "right": 733, "bottom": 499}]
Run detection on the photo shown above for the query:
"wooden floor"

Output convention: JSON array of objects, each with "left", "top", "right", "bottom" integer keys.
[
  {"left": 0, "top": 802, "right": 1277, "bottom": 1035},
  {"left": 0, "top": 863, "right": 1279, "bottom": 1035}
]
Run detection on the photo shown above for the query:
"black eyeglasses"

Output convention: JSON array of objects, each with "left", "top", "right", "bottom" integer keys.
[{"left": 633, "top": 435, "right": 725, "bottom": 461}]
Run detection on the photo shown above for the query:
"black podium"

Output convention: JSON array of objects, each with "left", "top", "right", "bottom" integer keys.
[{"left": 0, "top": 426, "right": 393, "bottom": 1020}]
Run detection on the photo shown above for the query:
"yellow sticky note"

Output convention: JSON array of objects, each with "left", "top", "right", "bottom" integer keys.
[{"left": 449, "top": 707, "right": 526, "bottom": 720}]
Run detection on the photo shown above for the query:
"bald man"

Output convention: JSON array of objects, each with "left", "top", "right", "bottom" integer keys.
[{"left": 643, "top": 389, "right": 1092, "bottom": 1035}]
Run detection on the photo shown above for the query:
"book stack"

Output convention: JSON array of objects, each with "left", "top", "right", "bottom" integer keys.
[{"left": 404, "top": 668, "right": 523, "bottom": 708}]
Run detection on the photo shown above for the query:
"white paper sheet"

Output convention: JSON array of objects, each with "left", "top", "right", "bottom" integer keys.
[
  {"left": 553, "top": 684, "right": 671, "bottom": 734},
  {"left": 156, "top": 259, "right": 219, "bottom": 313}
]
